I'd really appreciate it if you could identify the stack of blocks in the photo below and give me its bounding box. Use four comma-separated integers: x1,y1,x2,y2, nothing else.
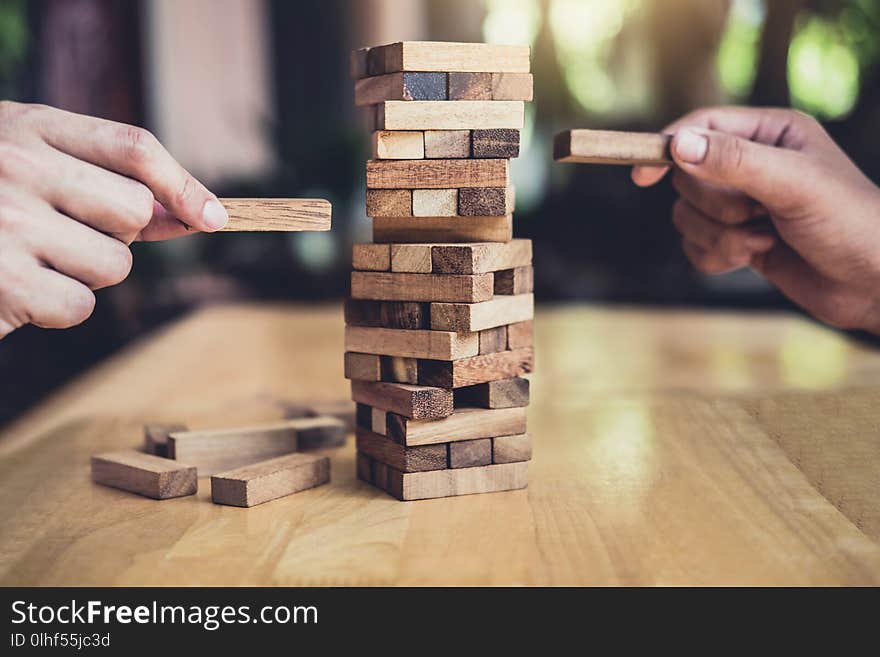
347,41,534,501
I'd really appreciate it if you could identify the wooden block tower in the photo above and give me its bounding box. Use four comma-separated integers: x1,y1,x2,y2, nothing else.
347,41,534,500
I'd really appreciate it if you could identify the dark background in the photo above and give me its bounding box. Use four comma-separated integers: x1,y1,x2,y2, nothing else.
1,0,879,427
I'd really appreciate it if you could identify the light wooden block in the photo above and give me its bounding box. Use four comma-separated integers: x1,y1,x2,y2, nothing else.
371,130,425,160
507,320,534,349
143,423,187,458
553,129,672,165
373,216,513,244
390,244,433,273
493,433,532,464
372,460,528,501
366,189,412,217
387,406,527,446
449,438,492,468
219,198,331,232
424,130,471,159
352,243,391,271
345,352,382,381
458,187,513,216
471,129,520,158
344,299,429,329
418,347,534,388
412,189,458,217
431,293,533,332
345,325,479,360
431,239,532,274
350,380,453,420
356,428,447,472
91,450,197,500
377,100,524,131
479,326,508,354
456,377,530,409
491,73,533,101
371,407,387,435
494,266,534,295
210,453,330,507
366,158,508,189
381,356,419,384
355,72,446,106
448,72,492,100
351,271,494,303
365,41,531,75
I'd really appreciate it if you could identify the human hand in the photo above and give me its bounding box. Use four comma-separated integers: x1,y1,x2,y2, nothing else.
0,101,228,338
633,106,880,333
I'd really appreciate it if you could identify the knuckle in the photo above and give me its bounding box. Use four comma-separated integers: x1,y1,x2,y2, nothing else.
0,142,35,180
120,125,158,167
172,173,198,210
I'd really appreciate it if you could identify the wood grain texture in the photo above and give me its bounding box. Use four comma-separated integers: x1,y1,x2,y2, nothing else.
448,72,492,100
352,243,391,271
143,423,187,458
91,450,197,500
471,129,520,158
381,356,419,385
418,347,534,388
373,215,513,244
356,428,447,473
491,73,533,101
344,299,429,329
431,293,534,332
387,406,527,447
424,130,471,159
431,240,532,274
449,438,492,468
492,433,532,464
479,326,508,354
219,198,331,232
553,129,672,165
371,131,425,159
355,72,447,105
366,189,412,217
211,453,330,507
350,380,453,420
390,244,432,272
456,378,530,409
458,187,513,216
351,271,494,303
365,42,531,75
372,460,528,501
344,352,382,382
371,407,387,435
345,325,479,361
366,159,509,189
495,266,534,295
377,101,524,131
412,189,458,216
507,320,534,349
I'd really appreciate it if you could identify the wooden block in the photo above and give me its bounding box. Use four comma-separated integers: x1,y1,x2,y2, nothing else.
303,401,355,436
471,129,520,158
418,347,534,388
356,428,447,473
412,189,458,217
377,101,524,131
356,403,373,430
168,418,338,476
431,239,531,274
210,453,330,507
219,198,331,232
350,47,370,79
355,72,446,106
381,356,419,384
491,72,533,101
296,416,346,450
345,326,479,360
366,159,508,189
365,41,530,75
479,326,508,354
351,271,494,303
494,266,533,295
390,244,433,273
455,377,530,409
371,130,425,160
373,216,513,244
493,433,532,464
553,129,672,165
350,380,453,420
371,407,387,435
366,189,412,217
143,423,187,458
448,72,492,100
91,450,197,500
507,320,534,349
387,406,527,446
449,438,492,468
458,187,513,216
372,460,528,501
345,352,382,381
356,451,373,483
352,243,391,271
424,130,471,159
344,299,429,329
431,293,533,332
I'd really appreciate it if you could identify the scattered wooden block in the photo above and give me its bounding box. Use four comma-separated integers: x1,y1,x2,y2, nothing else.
372,460,528,501
431,239,531,274
390,244,432,272
418,347,534,388
344,299,429,329
377,100,524,131
387,406,527,446
366,189,412,217
364,42,531,75
345,326,479,360
507,320,534,349
553,129,672,165
210,453,330,507
352,243,391,271
345,352,382,382
471,129,520,158
412,189,458,216
355,72,447,106
366,158,509,189
448,72,492,100
458,187,513,216
351,380,453,420
456,377,530,409
356,428,447,472
449,438,492,468
356,451,373,483
219,198,331,232
381,355,419,385
302,401,355,437
492,433,532,464
491,72,533,101
371,130,425,160
423,130,471,159
371,407,387,435
143,423,187,458
351,271,494,303
373,215,513,244
494,266,533,295
479,326,508,354
91,450,197,500
431,293,533,332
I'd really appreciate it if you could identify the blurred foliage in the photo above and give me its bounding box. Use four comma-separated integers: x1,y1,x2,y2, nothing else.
0,0,27,99
717,0,764,99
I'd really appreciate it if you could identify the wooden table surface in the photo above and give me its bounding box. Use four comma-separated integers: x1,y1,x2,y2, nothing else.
2,303,880,586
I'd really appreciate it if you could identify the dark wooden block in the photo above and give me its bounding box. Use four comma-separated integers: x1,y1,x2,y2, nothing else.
356,403,373,430
356,428,448,473
351,380,453,419
448,72,492,100
143,423,187,458
449,438,492,468
455,377,530,409
479,326,508,354
344,299,429,330
472,129,520,158
458,187,510,217
418,348,534,389
356,452,374,483
403,72,447,100
494,266,534,295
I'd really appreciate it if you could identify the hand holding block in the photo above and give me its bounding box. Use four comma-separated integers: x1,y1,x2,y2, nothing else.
211,453,330,507
553,129,672,165
218,198,331,231
91,450,197,500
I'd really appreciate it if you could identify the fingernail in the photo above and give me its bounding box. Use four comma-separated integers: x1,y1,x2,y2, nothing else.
675,129,708,164
202,199,228,230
